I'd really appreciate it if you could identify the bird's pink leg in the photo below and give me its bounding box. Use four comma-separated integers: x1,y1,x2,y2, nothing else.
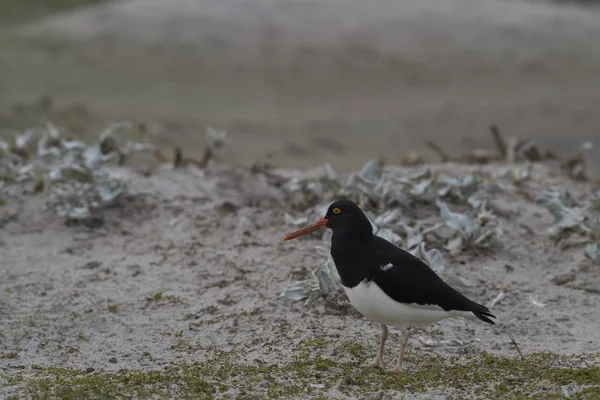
361,324,388,369
388,330,409,373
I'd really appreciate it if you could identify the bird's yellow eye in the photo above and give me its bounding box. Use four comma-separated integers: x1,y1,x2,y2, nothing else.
332,207,341,214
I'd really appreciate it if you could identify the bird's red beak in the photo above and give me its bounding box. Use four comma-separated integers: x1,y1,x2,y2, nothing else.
282,217,329,241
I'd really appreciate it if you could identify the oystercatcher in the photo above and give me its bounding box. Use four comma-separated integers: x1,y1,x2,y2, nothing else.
283,199,496,372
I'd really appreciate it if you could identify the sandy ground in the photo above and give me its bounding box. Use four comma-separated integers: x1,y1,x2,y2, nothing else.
1,0,600,398
1,0,600,174
1,159,599,398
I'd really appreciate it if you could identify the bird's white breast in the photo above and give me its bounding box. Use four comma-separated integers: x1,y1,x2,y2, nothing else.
343,280,472,330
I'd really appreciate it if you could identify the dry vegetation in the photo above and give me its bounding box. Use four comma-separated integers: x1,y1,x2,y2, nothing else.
1,119,600,399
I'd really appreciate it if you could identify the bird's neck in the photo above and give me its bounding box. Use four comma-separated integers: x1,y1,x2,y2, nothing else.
331,229,372,250
330,230,373,263
330,232,373,287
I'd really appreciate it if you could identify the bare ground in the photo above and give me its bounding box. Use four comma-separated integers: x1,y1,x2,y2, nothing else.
1,161,599,398
2,0,600,398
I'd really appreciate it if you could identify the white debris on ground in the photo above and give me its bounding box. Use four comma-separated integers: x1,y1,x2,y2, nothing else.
1,121,600,399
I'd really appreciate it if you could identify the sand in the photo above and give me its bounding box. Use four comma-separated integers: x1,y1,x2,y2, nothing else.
1,0,600,397
1,160,599,398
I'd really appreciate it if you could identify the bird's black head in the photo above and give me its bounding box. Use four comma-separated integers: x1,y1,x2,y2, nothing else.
324,200,373,239
283,199,373,241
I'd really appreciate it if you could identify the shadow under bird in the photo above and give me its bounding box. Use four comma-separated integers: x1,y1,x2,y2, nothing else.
283,199,496,372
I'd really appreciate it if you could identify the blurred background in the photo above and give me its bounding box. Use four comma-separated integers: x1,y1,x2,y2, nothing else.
1,0,599,173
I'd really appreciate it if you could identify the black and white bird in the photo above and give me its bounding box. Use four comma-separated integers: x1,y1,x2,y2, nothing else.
283,199,496,372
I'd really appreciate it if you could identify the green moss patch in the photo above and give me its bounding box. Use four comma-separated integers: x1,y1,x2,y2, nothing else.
2,341,599,399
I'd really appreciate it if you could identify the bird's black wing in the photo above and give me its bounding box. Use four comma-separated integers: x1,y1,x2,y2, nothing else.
366,236,495,324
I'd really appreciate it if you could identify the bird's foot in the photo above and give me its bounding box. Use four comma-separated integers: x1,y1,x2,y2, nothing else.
386,366,403,374
360,360,384,369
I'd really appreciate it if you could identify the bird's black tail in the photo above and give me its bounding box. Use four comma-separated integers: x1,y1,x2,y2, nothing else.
471,303,496,325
